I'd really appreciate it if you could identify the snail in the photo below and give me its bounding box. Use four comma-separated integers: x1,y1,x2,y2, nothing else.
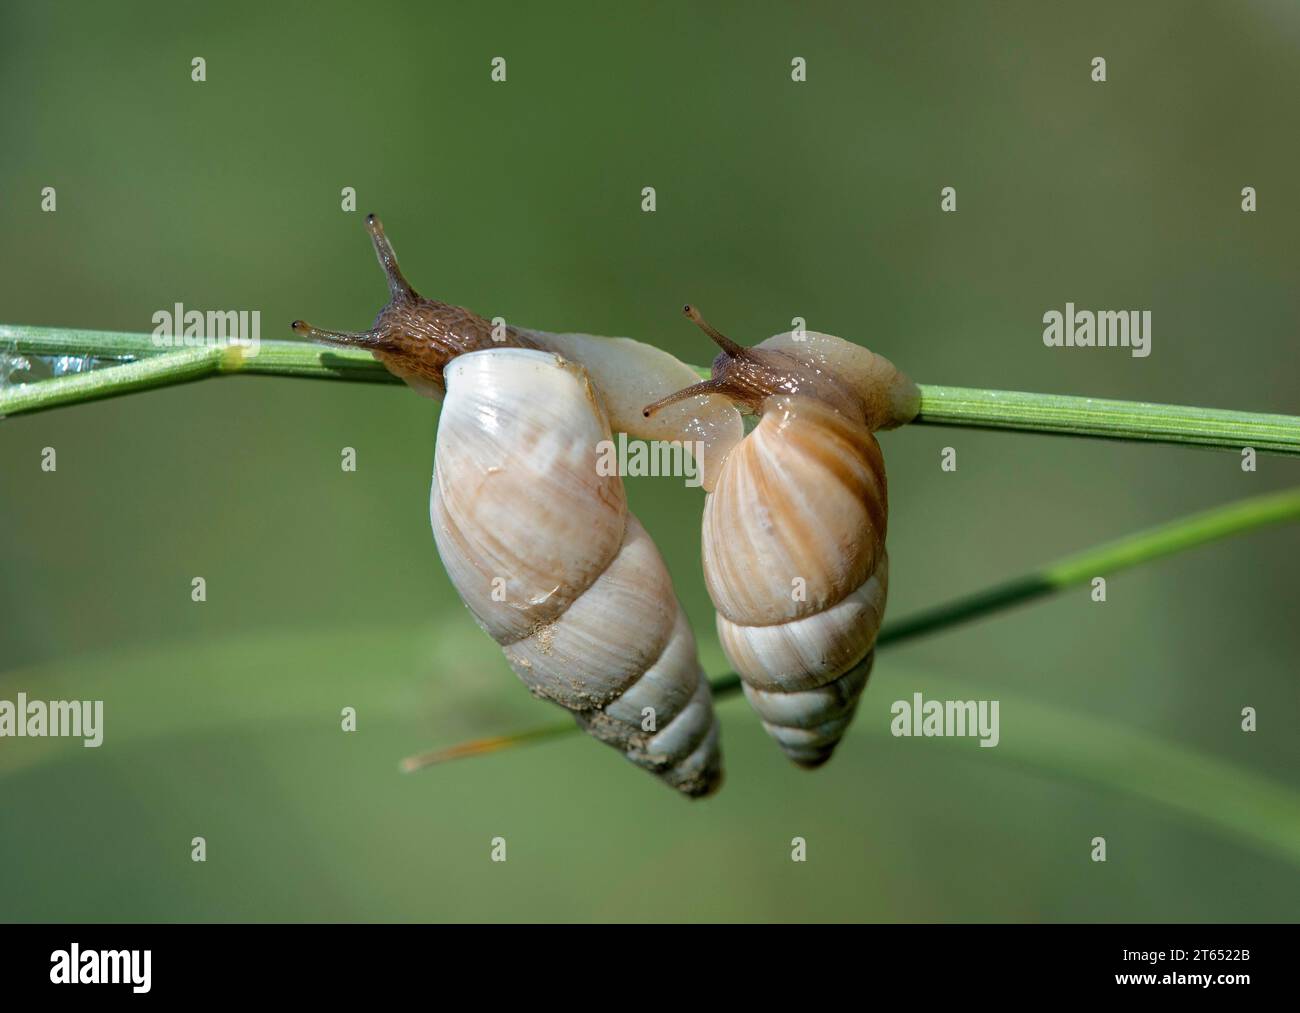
292,215,735,796
644,306,919,768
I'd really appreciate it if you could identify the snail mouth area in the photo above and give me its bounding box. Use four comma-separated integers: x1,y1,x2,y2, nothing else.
373,348,446,395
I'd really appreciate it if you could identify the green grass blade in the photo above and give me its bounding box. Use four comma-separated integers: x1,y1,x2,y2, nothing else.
4,325,1299,457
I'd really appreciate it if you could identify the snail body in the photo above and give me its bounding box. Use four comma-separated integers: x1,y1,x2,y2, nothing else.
293,216,740,486
294,216,725,796
646,308,919,767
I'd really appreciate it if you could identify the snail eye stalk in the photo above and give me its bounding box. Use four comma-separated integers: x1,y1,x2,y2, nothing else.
682,304,748,358
364,213,416,302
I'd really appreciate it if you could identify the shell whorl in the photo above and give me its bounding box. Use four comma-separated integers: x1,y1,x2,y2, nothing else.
430,347,723,797
703,394,889,766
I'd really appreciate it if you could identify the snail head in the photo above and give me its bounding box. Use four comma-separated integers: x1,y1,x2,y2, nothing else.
291,214,538,392
643,305,859,420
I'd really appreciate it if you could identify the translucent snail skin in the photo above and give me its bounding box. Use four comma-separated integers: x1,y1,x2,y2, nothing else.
646,306,920,768
293,216,725,796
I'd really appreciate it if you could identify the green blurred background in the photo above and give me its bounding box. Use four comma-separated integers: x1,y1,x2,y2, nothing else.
2,0,1297,922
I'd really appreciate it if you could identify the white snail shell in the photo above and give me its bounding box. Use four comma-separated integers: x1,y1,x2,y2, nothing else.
430,347,724,797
